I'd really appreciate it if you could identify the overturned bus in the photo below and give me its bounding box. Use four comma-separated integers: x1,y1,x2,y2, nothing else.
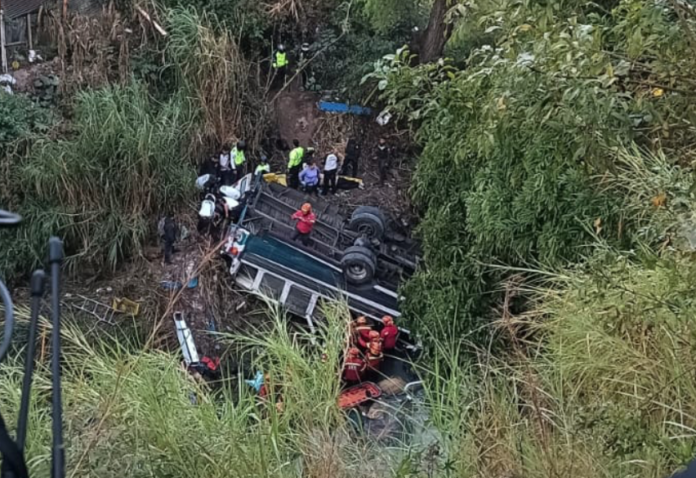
221,173,421,333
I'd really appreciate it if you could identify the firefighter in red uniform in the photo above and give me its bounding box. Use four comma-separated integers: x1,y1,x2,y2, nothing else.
342,347,367,383
366,330,384,371
353,316,373,349
380,315,399,351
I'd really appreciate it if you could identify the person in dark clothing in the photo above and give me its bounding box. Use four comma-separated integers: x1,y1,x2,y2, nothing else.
211,198,230,240
199,155,218,177
376,137,391,186
341,137,361,177
162,216,179,264
303,147,316,167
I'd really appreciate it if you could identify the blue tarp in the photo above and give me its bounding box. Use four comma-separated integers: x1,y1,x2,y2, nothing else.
318,101,373,116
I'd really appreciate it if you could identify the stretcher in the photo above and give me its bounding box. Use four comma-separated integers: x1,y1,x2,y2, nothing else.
338,382,382,409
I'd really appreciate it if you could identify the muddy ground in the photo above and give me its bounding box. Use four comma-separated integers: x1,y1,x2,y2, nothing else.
271,90,418,225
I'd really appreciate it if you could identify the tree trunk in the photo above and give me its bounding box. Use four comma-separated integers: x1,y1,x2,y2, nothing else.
419,0,453,64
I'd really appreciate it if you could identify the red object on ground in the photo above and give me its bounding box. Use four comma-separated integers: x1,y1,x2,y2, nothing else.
380,324,399,350
259,384,268,398
200,356,220,371
291,210,316,234
343,354,367,382
338,382,382,409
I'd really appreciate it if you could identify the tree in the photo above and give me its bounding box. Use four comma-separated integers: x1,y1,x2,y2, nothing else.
418,0,454,63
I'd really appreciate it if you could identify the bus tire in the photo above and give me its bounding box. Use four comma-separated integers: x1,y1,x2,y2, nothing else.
341,246,377,285
349,210,385,240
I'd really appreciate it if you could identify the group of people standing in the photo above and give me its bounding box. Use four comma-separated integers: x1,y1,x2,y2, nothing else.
343,315,399,383
286,139,343,195
212,141,248,186
285,135,394,194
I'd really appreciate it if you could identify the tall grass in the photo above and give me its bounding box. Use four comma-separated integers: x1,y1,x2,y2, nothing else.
0,302,399,478
4,263,696,478
165,7,267,149
2,81,195,277
1,7,269,281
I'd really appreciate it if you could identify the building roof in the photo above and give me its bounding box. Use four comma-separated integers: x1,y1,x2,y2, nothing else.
3,0,50,20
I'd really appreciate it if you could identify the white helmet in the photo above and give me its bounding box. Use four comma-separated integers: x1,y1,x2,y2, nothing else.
219,186,241,200
195,174,211,190
223,197,239,209
199,196,215,218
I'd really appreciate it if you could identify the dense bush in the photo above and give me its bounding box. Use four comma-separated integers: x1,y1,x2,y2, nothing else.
0,93,52,154
367,0,696,347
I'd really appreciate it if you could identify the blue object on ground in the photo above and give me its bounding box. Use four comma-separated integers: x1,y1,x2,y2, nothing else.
244,371,264,393
318,101,372,116
187,277,199,289
160,280,183,291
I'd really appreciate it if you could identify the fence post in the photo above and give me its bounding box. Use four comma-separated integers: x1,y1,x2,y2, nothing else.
27,13,33,51
0,3,7,73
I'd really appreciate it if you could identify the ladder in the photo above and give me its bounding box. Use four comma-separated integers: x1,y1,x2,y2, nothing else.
66,295,116,325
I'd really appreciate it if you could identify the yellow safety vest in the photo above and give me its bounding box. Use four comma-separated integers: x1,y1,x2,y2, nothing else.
288,147,304,168
274,51,288,68
255,163,270,175
234,149,246,166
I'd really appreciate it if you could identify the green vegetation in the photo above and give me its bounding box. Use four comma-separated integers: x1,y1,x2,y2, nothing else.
1,82,195,278
367,0,696,345
4,0,696,477
0,305,390,478
0,7,259,280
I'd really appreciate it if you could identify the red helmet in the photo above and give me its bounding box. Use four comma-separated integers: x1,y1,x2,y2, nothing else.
348,347,360,357
369,330,380,339
383,315,394,325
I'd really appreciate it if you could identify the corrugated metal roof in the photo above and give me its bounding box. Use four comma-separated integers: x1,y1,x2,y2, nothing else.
3,0,51,20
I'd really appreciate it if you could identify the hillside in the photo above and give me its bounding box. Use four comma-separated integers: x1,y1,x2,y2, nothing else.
2,0,696,477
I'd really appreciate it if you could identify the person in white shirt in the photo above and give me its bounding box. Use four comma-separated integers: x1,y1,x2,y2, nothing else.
219,145,232,185
322,152,340,194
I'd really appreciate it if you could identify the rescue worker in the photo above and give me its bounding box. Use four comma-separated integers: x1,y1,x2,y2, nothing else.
299,160,320,195
380,315,399,351
272,44,288,86
291,202,316,246
231,140,247,183
322,153,339,195
287,139,304,189
366,330,384,371
160,215,178,265
219,145,232,185
255,154,270,176
354,316,373,349
342,347,367,383
341,137,361,177
376,137,391,186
